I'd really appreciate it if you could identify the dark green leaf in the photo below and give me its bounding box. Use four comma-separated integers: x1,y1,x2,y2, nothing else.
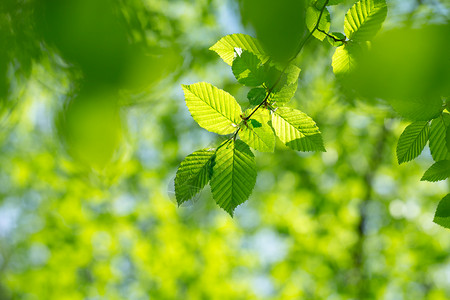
421,160,450,182
247,88,267,106
232,51,264,86
434,194,450,229
175,149,215,205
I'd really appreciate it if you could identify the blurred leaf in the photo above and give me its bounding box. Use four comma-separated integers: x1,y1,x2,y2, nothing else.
239,0,306,62
344,0,387,42
331,43,361,76
240,109,275,152
182,82,242,135
232,51,265,86
430,114,450,162
314,0,345,7
210,140,257,216
396,121,429,164
306,5,331,41
388,98,442,122
434,194,450,229
175,149,215,205
209,34,268,66
349,25,450,102
421,160,450,182
272,107,325,152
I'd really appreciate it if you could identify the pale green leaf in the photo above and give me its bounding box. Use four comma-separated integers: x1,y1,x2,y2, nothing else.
232,51,264,86
175,149,215,205
240,109,275,152
430,113,450,162
344,0,387,42
272,107,325,152
247,88,266,106
266,63,300,105
421,160,450,182
396,121,429,164
210,140,257,216
182,82,242,135
327,32,346,47
306,5,331,41
332,43,360,76
209,34,269,66
434,194,450,229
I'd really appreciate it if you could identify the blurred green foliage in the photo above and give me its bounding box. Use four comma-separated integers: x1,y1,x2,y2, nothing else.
0,0,449,299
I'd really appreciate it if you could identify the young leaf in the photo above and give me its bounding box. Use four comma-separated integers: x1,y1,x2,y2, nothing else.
306,5,331,41
240,109,275,152
344,0,387,42
182,82,242,135
268,84,298,106
232,51,264,86
175,149,215,205
396,121,429,164
272,107,325,152
430,114,450,162
247,88,266,106
327,32,346,47
209,34,269,66
210,140,257,216
332,42,364,76
434,194,450,229
265,63,300,105
421,160,450,182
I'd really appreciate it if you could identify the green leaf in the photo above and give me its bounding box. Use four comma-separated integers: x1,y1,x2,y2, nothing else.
421,160,450,182
247,88,266,106
209,34,269,66
434,194,450,229
210,140,257,216
271,107,325,152
344,0,387,42
175,149,215,205
314,0,345,7
331,42,364,76
388,98,443,121
266,63,300,105
396,121,429,164
327,32,346,47
182,82,242,135
306,5,331,41
240,109,275,152
430,114,450,162
232,51,264,86
446,124,450,153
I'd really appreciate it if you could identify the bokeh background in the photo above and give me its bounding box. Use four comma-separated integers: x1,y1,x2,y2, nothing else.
0,0,449,299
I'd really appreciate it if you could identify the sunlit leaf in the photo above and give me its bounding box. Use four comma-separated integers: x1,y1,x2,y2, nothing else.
272,107,325,152
175,149,215,205
396,121,429,164
306,5,331,41
327,32,346,47
182,82,242,135
240,109,275,152
344,0,387,42
421,160,450,182
210,140,257,216
209,34,268,66
388,98,443,121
